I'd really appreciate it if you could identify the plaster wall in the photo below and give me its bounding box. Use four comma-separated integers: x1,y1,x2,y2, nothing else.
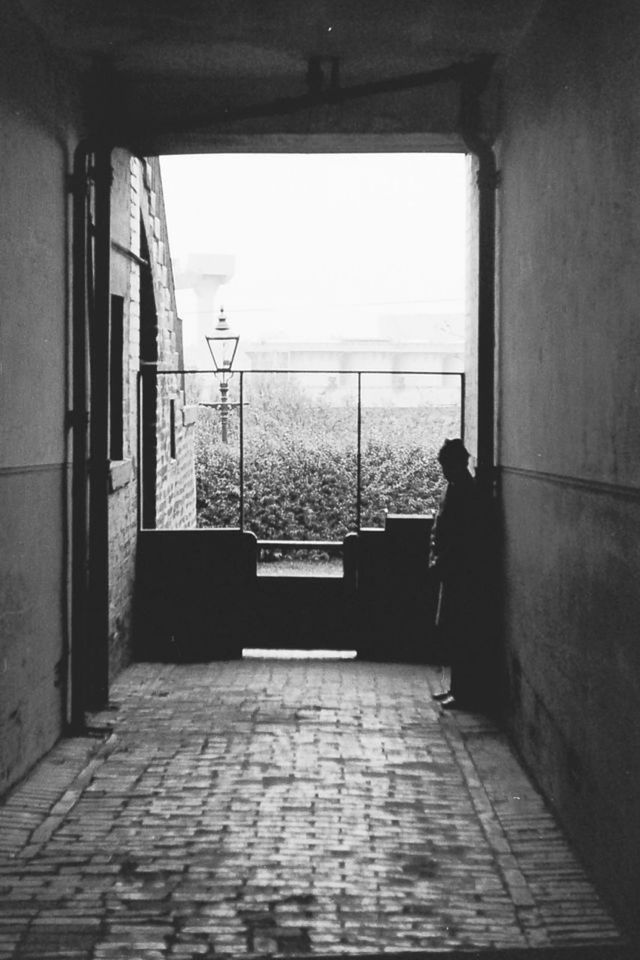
0,6,81,791
497,0,640,932
0,9,196,789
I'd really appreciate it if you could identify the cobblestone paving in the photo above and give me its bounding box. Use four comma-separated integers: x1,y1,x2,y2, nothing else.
0,660,627,959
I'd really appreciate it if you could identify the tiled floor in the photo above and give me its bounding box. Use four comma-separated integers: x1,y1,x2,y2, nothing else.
0,660,628,958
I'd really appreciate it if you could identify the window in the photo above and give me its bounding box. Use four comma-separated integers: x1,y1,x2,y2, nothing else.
109,295,124,461
169,398,177,460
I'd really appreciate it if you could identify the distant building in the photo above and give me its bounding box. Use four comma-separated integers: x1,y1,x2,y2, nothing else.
175,253,236,368
174,260,465,407
241,314,464,406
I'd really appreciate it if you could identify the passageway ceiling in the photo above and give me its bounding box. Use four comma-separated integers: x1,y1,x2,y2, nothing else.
20,0,541,152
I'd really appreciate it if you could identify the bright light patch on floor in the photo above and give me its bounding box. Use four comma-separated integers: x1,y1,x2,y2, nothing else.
243,649,357,660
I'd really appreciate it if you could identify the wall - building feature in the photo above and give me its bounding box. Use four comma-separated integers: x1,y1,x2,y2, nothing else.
242,332,463,407
497,0,640,933
0,6,81,793
0,7,195,791
108,153,196,677
2,0,640,940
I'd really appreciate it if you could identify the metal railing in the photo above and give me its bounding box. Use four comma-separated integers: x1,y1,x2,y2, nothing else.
139,367,465,537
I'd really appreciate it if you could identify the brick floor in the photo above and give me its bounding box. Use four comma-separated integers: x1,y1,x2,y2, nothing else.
0,659,629,959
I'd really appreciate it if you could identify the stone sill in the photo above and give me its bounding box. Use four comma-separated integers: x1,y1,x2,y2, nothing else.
109,459,133,492
182,405,199,426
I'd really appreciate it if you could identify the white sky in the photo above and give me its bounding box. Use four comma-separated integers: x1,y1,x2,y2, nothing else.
160,153,468,340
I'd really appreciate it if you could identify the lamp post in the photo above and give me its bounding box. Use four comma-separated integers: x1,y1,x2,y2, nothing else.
205,307,240,443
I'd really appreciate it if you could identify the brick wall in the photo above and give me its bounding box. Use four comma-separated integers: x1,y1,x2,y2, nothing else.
141,158,197,531
108,154,196,678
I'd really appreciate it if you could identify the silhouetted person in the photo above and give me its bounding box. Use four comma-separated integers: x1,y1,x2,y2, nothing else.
429,439,486,710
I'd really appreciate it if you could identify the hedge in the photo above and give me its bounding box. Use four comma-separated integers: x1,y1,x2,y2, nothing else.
195,389,453,537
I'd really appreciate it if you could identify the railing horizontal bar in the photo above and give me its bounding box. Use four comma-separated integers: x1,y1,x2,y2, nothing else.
242,369,462,376
146,367,464,377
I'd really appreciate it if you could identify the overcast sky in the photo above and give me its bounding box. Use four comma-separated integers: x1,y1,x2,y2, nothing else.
160,153,468,340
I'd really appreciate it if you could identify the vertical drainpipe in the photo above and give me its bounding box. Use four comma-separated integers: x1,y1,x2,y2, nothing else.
86,141,112,710
70,58,118,719
458,57,498,498
70,139,112,719
458,60,506,710
69,142,91,730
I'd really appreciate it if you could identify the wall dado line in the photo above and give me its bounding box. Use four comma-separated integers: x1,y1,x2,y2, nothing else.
0,462,69,476
499,464,640,502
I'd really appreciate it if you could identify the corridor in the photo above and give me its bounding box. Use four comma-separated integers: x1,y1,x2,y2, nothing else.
0,660,628,959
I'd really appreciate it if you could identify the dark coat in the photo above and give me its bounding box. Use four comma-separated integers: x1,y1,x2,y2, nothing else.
430,471,487,705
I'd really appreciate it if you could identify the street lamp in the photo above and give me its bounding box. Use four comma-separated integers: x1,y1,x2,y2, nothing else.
205,307,240,443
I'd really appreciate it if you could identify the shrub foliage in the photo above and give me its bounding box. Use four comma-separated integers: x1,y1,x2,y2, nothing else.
196,375,457,537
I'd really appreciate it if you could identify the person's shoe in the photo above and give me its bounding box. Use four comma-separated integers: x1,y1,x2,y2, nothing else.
440,695,459,709
432,690,452,701
441,696,485,712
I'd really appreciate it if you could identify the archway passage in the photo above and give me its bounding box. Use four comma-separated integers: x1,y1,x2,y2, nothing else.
4,0,640,942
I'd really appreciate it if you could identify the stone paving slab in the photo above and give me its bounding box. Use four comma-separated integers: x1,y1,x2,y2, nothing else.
0,659,628,959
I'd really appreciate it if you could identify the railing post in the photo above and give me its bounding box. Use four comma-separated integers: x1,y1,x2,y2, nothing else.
357,372,362,532
137,370,142,531
240,372,244,531
141,367,465,539
219,380,229,444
